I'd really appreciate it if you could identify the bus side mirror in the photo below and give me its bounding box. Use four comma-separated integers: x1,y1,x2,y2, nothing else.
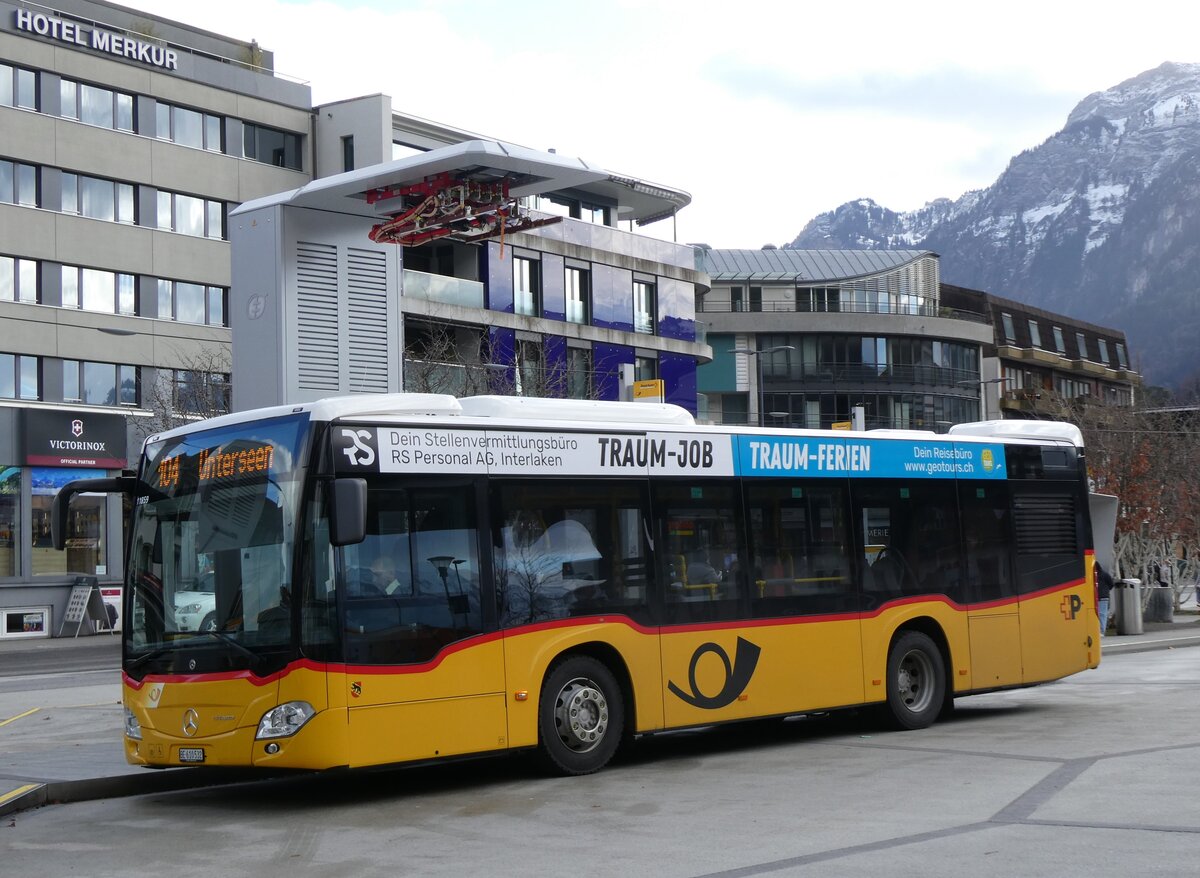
52,476,137,550
329,478,367,547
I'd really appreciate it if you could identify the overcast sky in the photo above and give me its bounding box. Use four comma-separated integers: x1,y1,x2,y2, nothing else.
134,0,1200,248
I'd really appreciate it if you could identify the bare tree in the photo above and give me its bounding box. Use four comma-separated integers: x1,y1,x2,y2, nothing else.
403,321,609,401
136,347,232,438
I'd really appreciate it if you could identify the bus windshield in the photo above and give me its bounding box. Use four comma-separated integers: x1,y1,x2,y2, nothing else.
127,413,310,660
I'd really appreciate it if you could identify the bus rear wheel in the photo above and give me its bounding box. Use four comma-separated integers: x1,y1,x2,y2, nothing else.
537,656,624,776
883,630,945,731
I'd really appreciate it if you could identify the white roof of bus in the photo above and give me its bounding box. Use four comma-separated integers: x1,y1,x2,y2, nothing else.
144,394,1082,448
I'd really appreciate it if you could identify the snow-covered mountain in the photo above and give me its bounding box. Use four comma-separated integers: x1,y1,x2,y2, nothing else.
788,62,1200,391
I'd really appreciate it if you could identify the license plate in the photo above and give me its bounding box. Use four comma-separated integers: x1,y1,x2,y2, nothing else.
178,747,205,763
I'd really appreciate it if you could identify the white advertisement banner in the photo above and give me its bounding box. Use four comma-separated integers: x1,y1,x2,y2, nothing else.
367,428,736,477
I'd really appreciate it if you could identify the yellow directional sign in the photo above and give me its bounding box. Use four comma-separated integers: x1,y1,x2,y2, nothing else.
831,421,852,431
633,379,665,401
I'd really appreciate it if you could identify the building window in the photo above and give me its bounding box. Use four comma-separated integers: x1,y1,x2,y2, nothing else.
1001,313,1016,343
514,257,540,316
0,353,39,400
1097,339,1110,364
731,286,744,312
243,122,302,170
60,79,134,132
61,266,136,315
634,280,656,334
0,465,18,577
173,371,230,415
1028,320,1043,349
61,173,135,223
31,467,107,577
0,159,38,206
156,279,227,325
0,63,37,109
155,101,222,151
62,360,138,406
157,191,224,239
514,339,543,397
1075,332,1088,360
567,348,591,400
635,356,657,382
0,256,38,303
797,287,840,313
1052,326,1066,353
341,135,354,172
565,266,589,324
531,194,609,225
1116,343,1128,370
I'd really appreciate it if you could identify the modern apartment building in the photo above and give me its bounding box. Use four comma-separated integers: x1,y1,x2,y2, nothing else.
940,284,1140,415
697,248,995,430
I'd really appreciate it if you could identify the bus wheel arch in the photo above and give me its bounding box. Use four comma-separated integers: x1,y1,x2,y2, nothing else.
881,620,950,731
535,645,631,776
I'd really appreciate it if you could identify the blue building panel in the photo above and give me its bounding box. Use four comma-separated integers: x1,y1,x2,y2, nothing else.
594,342,634,401
658,276,696,342
592,264,633,331
660,352,698,414
541,253,565,321
697,334,738,392
484,242,514,313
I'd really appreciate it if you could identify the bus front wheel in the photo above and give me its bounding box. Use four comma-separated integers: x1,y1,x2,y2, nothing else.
883,630,945,731
537,656,624,776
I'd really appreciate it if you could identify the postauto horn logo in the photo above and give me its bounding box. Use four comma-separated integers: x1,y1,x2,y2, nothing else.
668,637,762,709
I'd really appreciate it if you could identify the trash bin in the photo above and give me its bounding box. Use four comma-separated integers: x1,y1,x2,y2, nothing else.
1144,585,1175,623
1116,578,1143,635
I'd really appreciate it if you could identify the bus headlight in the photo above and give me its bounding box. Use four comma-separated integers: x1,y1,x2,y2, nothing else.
256,701,315,739
124,707,142,740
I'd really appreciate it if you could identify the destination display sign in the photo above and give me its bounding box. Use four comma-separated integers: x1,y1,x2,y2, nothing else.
333,426,1007,480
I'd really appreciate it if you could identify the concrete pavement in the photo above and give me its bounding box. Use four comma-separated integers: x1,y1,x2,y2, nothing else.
3,614,1199,817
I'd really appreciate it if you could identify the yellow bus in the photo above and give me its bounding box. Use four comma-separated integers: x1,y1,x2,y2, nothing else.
54,394,1100,775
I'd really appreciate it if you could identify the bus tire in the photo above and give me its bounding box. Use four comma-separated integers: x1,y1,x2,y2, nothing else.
882,630,945,731
537,655,624,776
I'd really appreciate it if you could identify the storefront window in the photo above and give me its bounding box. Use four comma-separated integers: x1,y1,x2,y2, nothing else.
31,467,107,576
0,466,18,577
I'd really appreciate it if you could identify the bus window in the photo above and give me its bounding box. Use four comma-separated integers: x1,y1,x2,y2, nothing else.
494,481,652,627
958,482,1014,604
744,480,854,617
651,481,746,624
851,481,963,608
339,482,482,665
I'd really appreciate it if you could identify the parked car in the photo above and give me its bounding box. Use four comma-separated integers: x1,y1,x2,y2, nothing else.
173,590,216,632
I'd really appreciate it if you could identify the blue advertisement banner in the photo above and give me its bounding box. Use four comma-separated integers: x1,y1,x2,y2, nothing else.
733,435,1005,480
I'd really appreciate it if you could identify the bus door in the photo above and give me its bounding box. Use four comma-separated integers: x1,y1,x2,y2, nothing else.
1011,478,1090,682
741,479,864,718
338,479,506,766
959,481,1023,689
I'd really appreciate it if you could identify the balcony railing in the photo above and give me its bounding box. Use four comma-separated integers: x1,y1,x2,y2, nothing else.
762,361,979,389
699,301,991,324
403,269,485,309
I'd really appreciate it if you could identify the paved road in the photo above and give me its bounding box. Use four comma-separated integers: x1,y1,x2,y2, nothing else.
4,644,1199,877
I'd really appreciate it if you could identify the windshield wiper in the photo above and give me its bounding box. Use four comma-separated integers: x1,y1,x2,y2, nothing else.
194,630,265,670
126,646,172,671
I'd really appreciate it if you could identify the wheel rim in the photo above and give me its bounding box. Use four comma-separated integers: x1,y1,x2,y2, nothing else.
553,676,609,754
896,649,935,714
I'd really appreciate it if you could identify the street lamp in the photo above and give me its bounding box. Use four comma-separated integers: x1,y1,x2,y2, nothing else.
731,345,795,427
956,377,1010,421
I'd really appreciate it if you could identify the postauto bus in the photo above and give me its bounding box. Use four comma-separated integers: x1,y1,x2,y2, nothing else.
54,394,1101,775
